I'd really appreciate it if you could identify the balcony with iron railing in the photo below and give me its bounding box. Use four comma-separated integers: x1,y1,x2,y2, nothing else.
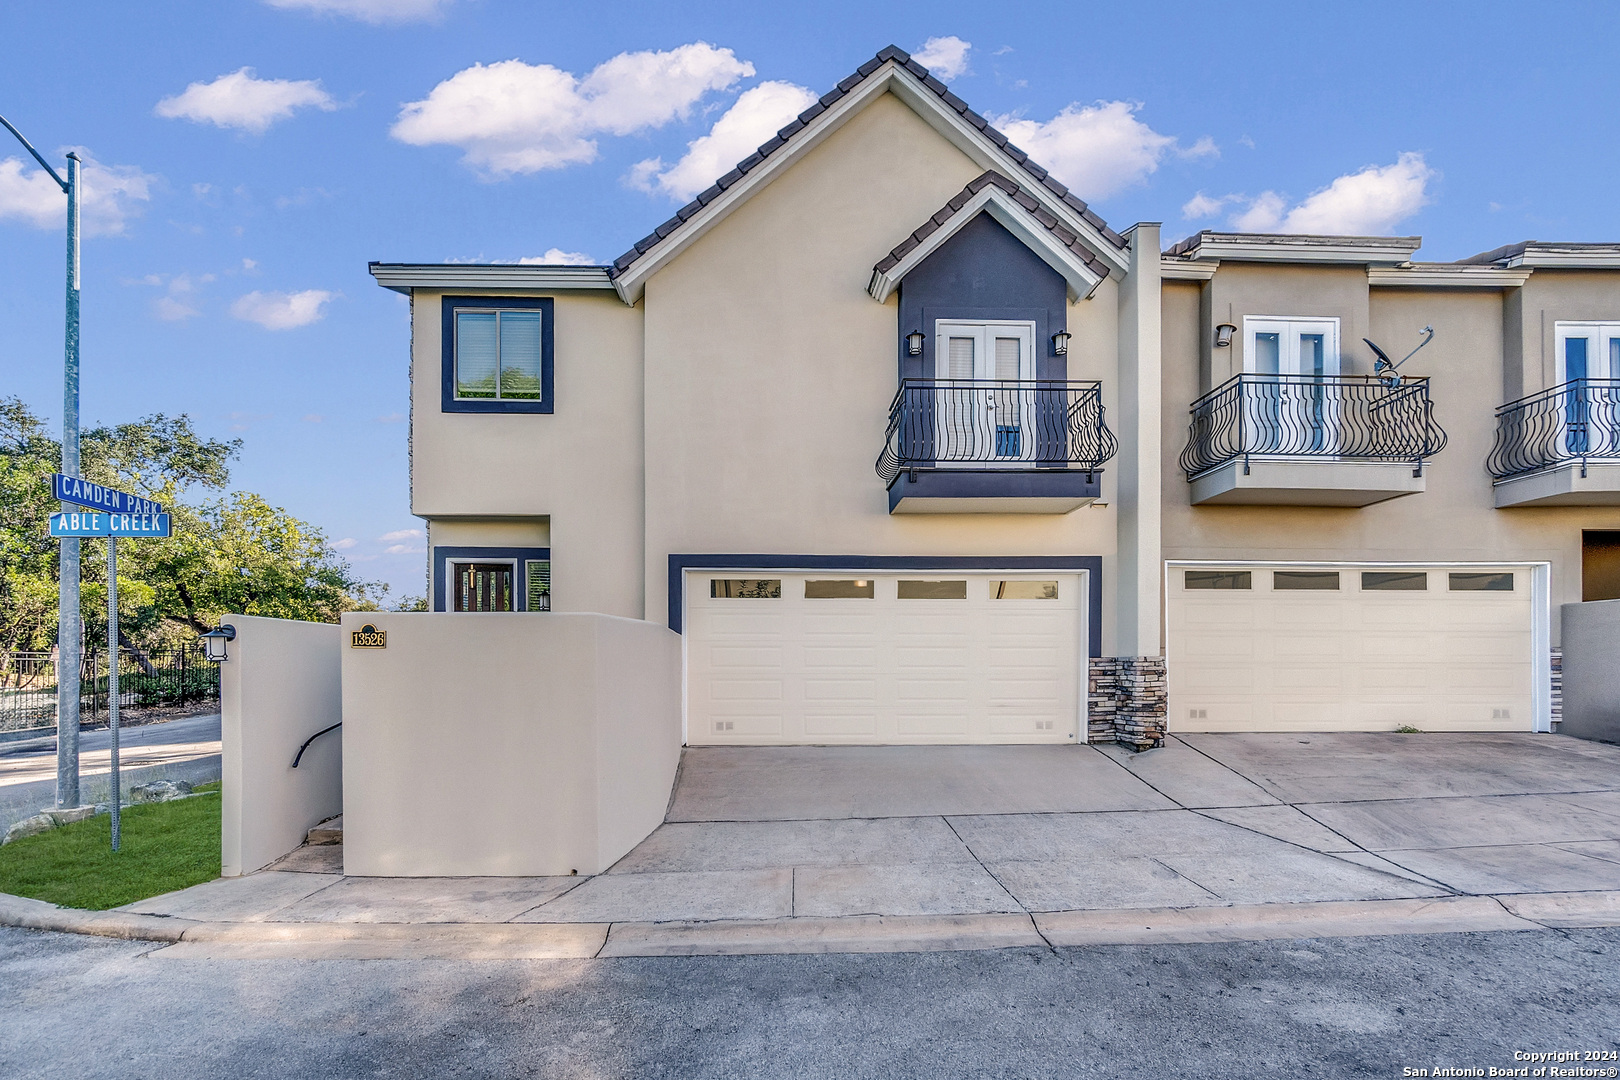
1488,379,1620,506
1179,373,1448,506
876,379,1118,513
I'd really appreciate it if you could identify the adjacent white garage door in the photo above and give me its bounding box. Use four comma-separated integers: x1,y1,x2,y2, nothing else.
1168,564,1537,733
686,571,1085,745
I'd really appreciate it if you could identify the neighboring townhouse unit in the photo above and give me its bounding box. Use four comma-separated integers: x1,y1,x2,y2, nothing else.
370,45,1620,748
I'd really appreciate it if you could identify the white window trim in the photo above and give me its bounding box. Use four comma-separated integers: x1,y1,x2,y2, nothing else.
1554,321,1620,384
1242,315,1341,376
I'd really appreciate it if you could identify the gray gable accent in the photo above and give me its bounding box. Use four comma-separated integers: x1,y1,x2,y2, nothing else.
875,171,1113,284
609,45,1128,281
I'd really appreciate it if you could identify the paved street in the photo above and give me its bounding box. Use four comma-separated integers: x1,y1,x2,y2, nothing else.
1,924,1616,1079
0,713,221,831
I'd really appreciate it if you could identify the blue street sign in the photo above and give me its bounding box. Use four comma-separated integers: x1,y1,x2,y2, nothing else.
50,473,163,516
49,511,171,538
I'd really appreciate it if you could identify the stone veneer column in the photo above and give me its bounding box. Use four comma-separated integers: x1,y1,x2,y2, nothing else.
1087,656,1168,751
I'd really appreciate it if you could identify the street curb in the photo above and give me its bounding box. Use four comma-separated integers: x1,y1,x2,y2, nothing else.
4,890,1619,958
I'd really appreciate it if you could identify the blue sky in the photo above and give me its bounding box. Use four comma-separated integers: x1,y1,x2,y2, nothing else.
2,1,1618,600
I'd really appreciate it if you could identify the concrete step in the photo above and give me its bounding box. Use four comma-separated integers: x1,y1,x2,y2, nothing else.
306,816,343,845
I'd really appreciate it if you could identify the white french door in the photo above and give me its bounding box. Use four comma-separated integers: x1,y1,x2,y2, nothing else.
1555,322,1620,457
935,321,1036,463
1243,317,1341,454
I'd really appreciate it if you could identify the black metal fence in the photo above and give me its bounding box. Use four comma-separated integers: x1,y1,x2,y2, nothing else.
1179,373,1448,478
0,645,218,733
1487,379,1620,480
877,379,1118,485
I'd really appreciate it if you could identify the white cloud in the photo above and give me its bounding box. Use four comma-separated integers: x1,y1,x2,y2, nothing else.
991,101,1187,201
913,36,972,81
1179,136,1219,161
0,149,156,237
1181,191,1239,220
263,0,453,23
150,272,214,321
378,528,423,542
230,289,334,329
1229,153,1435,234
518,248,595,265
155,69,337,134
392,43,754,177
330,537,357,550
630,80,817,202
383,542,425,555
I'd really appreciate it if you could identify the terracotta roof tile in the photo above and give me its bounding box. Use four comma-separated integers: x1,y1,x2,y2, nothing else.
607,46,1128,280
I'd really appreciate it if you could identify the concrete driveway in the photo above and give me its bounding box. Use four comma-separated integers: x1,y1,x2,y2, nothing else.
101,731,1620,957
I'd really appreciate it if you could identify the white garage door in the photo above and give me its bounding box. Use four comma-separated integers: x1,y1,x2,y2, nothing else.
686,571,1085,745
1168,564,1536,733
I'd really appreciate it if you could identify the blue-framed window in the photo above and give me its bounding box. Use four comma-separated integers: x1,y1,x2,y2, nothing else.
441,297,554,413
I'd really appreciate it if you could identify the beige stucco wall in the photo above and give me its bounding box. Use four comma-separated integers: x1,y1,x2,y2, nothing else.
411,291,645,619
1201,263,1374,390
220,615,343,877
1161,271,1620,636
639,89,1122,633
340,611,680,876
1504,270,1620,400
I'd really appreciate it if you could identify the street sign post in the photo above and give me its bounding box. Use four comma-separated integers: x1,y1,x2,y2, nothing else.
47,479,169,852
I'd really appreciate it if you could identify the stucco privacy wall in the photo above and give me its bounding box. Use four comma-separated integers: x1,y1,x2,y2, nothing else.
340,612,681,876
1161,275,1620,632
1560,599,1620,744
220,615,342,877
412,290,645,620
640,89,1123,633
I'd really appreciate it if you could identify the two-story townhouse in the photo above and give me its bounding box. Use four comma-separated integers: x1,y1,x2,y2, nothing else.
370,45,1620,748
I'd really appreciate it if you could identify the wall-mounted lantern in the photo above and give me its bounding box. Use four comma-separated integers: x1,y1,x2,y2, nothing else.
200,623,236,663
1214,323,1237,348
1051,330,1071,355
905,330,925,356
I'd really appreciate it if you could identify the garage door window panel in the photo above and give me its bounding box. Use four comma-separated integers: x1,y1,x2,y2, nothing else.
1185,570,1252,590
710,579,782,598
1361,571,1428,591
1274,571,1340,590
992,580,1059,599
805,579,876,598
1449,572,1513,591
898,580,968,599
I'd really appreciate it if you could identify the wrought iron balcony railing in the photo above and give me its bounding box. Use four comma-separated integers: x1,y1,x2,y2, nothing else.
1488,378,1620,480
1178,373,1448,478
876,379,1118,485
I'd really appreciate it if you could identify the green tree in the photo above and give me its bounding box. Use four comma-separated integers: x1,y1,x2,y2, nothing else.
0,397,389,660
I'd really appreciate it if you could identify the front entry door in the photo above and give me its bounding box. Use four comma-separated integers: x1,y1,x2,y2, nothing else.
934,321,1036,463
454,563,515,611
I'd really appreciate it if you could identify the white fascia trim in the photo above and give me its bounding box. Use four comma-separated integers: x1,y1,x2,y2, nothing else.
611,63,1129,304
1179,236,1421,265
867,186,1105,303
1160,256,1218,281
1499,248,1620,269
369,264,615,295
1368,265,1533,288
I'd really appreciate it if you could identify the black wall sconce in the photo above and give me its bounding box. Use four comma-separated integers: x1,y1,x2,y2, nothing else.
200,624,236,662
906,330,925,356
1214,323,1237,348
1051,330,1071,355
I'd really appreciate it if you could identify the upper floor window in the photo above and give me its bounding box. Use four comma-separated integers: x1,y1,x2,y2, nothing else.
1556,322,1620,384
440,296,553,414
1243,316,1340,377
935,320,1035,381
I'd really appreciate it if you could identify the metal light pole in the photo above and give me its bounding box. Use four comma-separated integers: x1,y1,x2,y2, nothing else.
0,114,82,809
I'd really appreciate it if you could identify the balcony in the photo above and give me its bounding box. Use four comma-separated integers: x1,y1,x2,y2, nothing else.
1179,374,1448,506
1488,379,1620,507
877,380,1118,513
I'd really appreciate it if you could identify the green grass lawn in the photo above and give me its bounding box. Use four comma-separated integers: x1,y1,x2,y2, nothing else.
0,782,221,910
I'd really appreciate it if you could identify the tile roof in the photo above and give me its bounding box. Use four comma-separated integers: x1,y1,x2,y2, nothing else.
608,45,1128,280
874,170,1113,282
